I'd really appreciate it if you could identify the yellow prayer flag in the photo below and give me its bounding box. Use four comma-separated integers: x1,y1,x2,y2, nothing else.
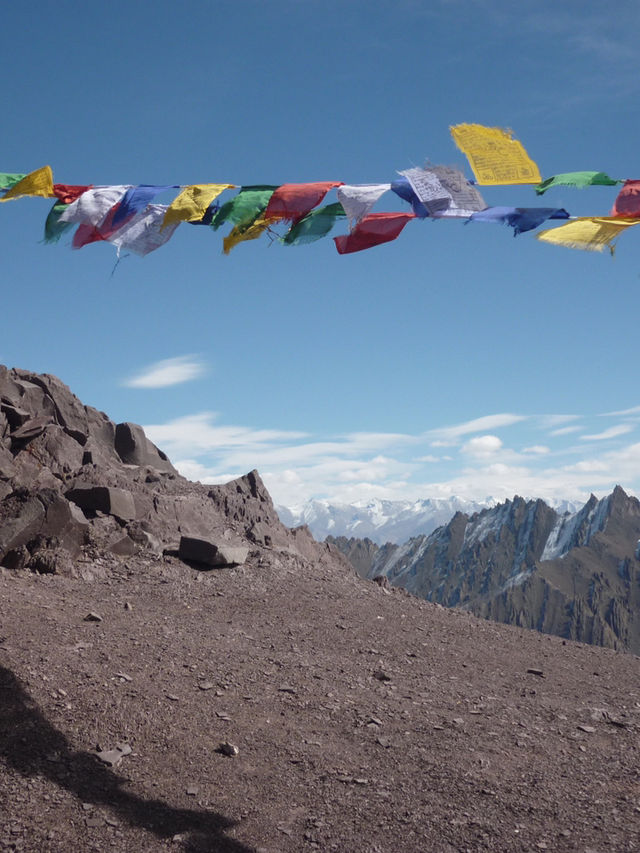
0,165,54,201
222,217,274,255
450,124,542,185
536,217,640,255
162,183,234,228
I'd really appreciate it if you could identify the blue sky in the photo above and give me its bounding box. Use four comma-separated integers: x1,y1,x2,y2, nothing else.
3,0,640,507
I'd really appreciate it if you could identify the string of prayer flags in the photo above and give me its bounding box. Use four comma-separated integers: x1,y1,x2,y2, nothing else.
0,173,27,191
0,166,54,202
162,183,234,228
211,186,278,230
536,217,640,254
450,124,542,185
535,171,619,196
264,181,343,222
333,212,415,254
58,185,131,227
610,180,640,218
53,184,92,205
282,202,346,246
3,121,640,261
223,217,274,255
337,184,390,228
469,206,569,236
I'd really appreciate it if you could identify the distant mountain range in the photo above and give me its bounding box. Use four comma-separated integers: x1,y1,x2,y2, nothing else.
326,487,640,653
277,495,582,545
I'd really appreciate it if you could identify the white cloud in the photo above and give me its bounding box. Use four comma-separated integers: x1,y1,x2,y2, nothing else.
580,424,634,441
143,407,640,508
461,435,503,457
124,356,207,389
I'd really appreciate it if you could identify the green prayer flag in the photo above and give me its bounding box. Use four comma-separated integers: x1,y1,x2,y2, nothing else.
282,202,346,246
44,201,74,244
210,185,278,230
535,171,619,196
0,172,27,191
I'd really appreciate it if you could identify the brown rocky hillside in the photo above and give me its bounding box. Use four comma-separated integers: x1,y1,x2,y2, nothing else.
1,366,640,852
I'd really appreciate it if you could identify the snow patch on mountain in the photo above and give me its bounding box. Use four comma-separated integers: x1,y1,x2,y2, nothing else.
541,495,611,561
277,496,495,545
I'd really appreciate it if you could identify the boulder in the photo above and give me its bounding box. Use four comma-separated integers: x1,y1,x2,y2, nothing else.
65,484,136,521
178,536,249,568
0,489,89,563
114,422,177,474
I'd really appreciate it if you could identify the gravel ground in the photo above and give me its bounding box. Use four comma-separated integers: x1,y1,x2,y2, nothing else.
1,547,640,853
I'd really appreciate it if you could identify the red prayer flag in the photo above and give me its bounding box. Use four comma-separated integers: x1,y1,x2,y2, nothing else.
53,184,92,205
611,180,640,218
72,202,135,249
333,212,415,254
264,181,343,222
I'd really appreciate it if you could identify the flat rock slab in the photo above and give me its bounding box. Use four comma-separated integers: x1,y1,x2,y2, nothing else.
178,536,248,568
65,485,136,521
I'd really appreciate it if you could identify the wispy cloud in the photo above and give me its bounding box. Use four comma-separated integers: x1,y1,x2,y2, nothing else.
580,424,634,441
124,356,207,389
427,413,526,443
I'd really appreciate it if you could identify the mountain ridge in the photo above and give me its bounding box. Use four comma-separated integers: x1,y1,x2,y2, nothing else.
329,487,640,653
278,494,584,545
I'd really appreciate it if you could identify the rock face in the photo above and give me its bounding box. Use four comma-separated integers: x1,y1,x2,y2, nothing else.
0,365,343,576
334,489,640,653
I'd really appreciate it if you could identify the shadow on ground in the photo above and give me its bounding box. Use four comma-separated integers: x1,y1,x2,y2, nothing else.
0,664,254,852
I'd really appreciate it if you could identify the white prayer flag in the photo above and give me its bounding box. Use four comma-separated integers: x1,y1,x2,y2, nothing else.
58,185,131,226
110,205,179,256
337,183,390,228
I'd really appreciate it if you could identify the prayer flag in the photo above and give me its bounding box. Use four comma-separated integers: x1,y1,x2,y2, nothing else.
535,171,619,195
337,184,390,228
264,181,342,222
162,183,233,229
71,201,133,249
333,212,414,254
110,205,180,256
610,180,640,218
450,124,541,185
223,217,275,254
211,186,278,230
282,203,346,246
111,185,175,228
400,168,451,215
469,206,569,235
427,166,486,217
44,202,74,244
53,184,92,204
0,173,26,191
390,177,429,218
536,217,640,254
0,165,54,201
58,185,130,226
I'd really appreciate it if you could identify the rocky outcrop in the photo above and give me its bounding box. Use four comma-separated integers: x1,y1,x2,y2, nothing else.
0,365,345,577
326,535,381,578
